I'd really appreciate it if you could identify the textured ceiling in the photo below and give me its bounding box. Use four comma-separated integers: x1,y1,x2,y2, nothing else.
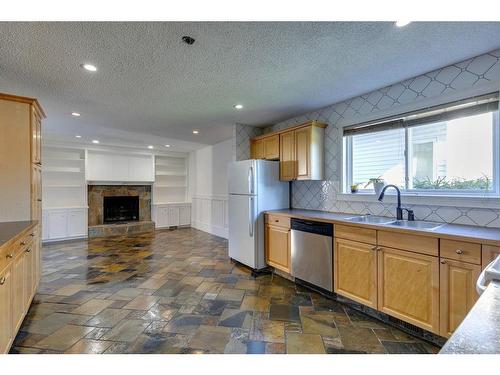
1,22,500,151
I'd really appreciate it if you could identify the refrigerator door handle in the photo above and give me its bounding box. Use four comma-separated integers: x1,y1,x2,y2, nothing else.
248,166,254,195
248,197,254,237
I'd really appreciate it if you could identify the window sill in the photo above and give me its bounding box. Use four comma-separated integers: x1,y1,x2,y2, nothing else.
337,192,500,209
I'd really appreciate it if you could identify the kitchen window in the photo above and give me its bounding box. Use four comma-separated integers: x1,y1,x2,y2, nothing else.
343,92,500,196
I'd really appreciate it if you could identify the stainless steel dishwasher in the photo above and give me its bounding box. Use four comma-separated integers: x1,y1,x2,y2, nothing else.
291,218,333,291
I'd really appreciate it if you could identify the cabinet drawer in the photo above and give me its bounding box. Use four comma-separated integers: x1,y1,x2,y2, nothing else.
378,230,438,256
266,214,290,229
440,239,481,265
335,224,376,245
482,245,500,269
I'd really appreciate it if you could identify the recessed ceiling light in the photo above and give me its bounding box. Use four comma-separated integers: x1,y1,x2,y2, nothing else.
165,144,171,147
395,21,411,27
233,104,244,109
192,130,199,134
82,63,97,72
92,140,99,144
75,135,82,138
148,145,154,149
71,112,81,117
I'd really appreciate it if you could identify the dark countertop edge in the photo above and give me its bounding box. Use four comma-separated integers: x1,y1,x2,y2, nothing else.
439,281,500,354
265,209,500,246
0,220,39,248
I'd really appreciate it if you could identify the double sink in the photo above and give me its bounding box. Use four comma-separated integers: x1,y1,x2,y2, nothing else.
345,215,444,230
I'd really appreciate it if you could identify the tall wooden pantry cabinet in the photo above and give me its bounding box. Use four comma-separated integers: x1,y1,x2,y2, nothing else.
0,92,45,353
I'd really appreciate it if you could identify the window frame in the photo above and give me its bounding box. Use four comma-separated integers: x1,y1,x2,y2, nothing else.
343,110,500,197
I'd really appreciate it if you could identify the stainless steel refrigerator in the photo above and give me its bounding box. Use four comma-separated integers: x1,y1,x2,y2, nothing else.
228,159,289,271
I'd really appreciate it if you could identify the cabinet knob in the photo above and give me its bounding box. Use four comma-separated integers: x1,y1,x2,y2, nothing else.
0,277,5,285
20,241,26,246
30,233,35,237
440,259,447,264
6,254,13,259
371,246,378,251
26,248,32,253
275,219,279,223
456,249,464,255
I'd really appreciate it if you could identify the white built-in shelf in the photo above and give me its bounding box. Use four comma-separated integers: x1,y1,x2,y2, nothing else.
43,167,84,173
42,145,87,209
153,155,188,204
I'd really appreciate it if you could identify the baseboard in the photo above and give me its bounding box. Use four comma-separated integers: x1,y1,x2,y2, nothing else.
191,220,228,239
42,235,87,244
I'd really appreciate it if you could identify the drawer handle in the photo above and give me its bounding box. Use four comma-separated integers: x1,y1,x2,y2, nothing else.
275,219,279,223
26,248,32,253
20,241,26,246
456,249,464,255
441,259,447,264
0,277,5,285
30,233,35,237
371,246,378,251
6,254,13,259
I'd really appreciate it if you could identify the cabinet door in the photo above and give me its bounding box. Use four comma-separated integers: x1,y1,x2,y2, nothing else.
295,126,311,180
31,164,42,221
265,224,290,273
32,227,41,291
67,209,86,237
11,252,26,333
279,131,296,181
439,258,480,337
179,205,191,226
250,139,264,159
263,135,279,160
31,107,42,165
129,156,154,182
334,238,378,308
0,265,12,354
482,245,500,269
168,206,180,227
377,247,439,334
23,246,34,307
48,211,68,239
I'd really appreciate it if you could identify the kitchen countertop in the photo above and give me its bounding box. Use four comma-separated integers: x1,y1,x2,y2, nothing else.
0,220,38,248
266,209,500,245
440,281,500,354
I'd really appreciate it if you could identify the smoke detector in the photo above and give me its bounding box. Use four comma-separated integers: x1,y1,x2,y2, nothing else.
182,36,195,45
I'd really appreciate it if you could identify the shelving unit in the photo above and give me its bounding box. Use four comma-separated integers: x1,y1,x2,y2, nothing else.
153,155,188,204
42,146,88,241
42,146,87,209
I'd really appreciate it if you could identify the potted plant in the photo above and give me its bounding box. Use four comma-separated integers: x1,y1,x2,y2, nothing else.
365,177,385,196
350,184,360,193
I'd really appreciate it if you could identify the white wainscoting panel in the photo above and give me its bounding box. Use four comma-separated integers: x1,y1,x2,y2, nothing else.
191,195,228,239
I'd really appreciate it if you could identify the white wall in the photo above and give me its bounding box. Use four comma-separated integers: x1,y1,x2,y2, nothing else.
189,138,234,238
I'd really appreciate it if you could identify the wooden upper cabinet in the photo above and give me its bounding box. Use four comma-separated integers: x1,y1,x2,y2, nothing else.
295,126,311,180
31,106,42,165
377,247,439,334
263,134,279,160
334,238,378,308
250,121,326,181
250,139,264,159
279,131,296,181
439,258,480,338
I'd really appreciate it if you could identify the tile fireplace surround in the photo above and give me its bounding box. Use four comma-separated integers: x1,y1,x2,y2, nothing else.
87,185,154,237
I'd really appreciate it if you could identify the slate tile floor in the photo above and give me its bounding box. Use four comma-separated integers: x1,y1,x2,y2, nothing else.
11,228,440,354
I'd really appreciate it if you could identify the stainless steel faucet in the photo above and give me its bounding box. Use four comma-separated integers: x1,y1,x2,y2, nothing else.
377,184,415,221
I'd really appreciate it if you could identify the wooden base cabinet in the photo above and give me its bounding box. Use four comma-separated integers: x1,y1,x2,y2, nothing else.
265,224,291,273
0,265,13,353
377,247,440,334
334,238,378,308
439,258,480,337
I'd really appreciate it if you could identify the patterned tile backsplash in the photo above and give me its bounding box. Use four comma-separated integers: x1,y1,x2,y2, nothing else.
235,48,500,228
